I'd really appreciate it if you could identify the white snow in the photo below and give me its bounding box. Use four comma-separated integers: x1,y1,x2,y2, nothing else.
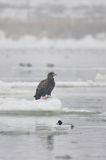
0,97,62,111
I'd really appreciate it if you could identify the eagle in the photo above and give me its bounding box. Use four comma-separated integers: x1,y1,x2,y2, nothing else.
34,72,56,100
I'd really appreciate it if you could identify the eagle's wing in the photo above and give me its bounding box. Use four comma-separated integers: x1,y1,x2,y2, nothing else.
35,79,48,99
47,81,55,95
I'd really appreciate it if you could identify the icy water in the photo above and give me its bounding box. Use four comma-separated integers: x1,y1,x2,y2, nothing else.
0,85,106,160
0,48,106,160
0,0,106,159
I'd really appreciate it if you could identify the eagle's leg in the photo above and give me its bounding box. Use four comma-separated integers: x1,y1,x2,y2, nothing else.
42,95,50,100
47,95,51,98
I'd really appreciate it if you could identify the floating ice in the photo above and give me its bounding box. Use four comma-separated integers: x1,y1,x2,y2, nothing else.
0,96,97,116
95,73,106,81
0,97,62,111
0,80,106,93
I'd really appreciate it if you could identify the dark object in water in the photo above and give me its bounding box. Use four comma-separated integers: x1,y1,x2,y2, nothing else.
57,120,63,125
55,155,72,160
19,63,32,67
70,124,74,129
47,63,55,68
27,63,32,67
34,72,56,100
57,120,74,129
19,63,26,67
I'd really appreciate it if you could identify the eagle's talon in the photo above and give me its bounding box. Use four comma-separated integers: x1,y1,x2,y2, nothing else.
42,95,51,100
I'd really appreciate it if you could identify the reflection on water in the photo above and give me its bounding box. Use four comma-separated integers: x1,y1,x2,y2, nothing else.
0,113,106,160
47,134,54,150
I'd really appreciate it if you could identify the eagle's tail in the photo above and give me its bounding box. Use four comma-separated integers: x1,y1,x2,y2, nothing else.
33,94,40,100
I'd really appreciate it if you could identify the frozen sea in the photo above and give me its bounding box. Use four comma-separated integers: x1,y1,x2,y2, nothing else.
0,47,106,160
0,0,106,159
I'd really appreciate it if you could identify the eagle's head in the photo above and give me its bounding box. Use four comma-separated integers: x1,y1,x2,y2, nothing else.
47,72,56,79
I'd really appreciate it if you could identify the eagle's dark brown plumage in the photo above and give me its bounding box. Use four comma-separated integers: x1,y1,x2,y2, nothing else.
34,72,56,100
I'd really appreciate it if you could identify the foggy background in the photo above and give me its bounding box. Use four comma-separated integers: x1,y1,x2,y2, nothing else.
0,0,106,39
0,0,106,82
